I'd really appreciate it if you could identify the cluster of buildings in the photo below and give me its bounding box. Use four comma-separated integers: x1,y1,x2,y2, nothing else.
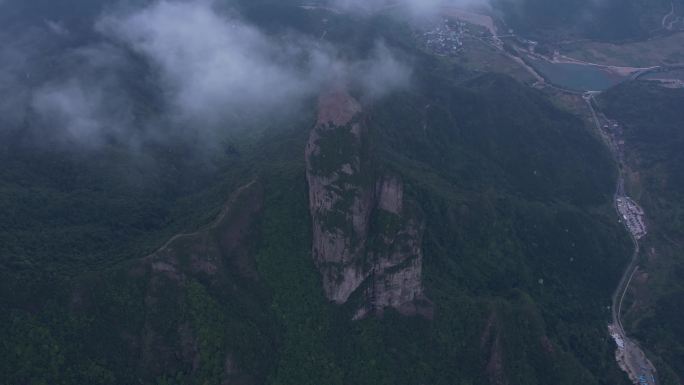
609,324,625,350
638,374,656,385
603,120,625,142
419,19,465,57
617,196,647,239
602,120,626,163
648,78,684,88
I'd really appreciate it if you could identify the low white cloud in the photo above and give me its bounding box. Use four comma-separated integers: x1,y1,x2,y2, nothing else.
332,0,491,17
0,40,29,126
98,1,314,124
3,0,412,148
354,43,411,99
96,0,410,125
32,80,110,143
45,20,69,36
27,42,136,146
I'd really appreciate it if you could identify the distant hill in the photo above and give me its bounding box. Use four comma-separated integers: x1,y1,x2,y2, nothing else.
493,0,678,41
0,2,663,385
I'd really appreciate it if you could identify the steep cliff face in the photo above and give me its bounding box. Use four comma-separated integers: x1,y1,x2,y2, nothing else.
305,90,428,317
358,176,429,319
305,90,372,304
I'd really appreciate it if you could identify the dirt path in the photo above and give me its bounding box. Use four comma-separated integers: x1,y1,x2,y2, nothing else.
153,179,258,255
662,1,676,31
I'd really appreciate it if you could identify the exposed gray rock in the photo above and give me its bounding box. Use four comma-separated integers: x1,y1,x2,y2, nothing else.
377,176,404,215
306,89,430,318
306,89,372,303
354,176,427,319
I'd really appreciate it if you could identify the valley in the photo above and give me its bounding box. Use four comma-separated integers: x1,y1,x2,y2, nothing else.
586,93,657,385
415,4,684,94
2,1,684,384
412,4,683,383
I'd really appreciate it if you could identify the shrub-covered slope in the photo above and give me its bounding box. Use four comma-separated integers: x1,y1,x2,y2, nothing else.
600,82,684,384
492,0,679,41
0,4,638,384
0,66,635,384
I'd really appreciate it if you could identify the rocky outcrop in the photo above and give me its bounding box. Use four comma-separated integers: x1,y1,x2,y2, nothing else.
305,90,372,303
132,180,264,383
306,89,430,318
481,311,509,385
353,175,431,319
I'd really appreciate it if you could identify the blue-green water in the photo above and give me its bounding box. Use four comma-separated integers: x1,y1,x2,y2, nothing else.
527,57,627,92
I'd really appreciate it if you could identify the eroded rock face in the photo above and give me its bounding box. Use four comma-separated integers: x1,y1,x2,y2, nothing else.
306,90,429,317
377,176,403,214
354,175,431,319
306,90,372,303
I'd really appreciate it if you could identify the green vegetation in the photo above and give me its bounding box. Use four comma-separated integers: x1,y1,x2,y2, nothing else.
493,0,676,41
308,124,360,177
0,65,635,384
600,82,684,384
256,171,345,385
0,4,647,384
367,71,631,384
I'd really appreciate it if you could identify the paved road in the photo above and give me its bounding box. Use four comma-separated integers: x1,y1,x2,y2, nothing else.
584,94,658,385
662,1,677,31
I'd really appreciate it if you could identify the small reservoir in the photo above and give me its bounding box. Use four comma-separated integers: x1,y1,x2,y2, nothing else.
527,57,628,92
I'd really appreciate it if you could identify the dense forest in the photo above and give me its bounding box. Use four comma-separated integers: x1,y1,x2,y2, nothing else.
1,1,675,384
492,0,680,41
600,82,684,384
1,44,632,385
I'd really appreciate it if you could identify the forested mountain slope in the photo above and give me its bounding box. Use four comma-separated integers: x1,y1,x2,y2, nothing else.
0,1,646,384
600,82,684,384
492,0,680,41
1,59,633,385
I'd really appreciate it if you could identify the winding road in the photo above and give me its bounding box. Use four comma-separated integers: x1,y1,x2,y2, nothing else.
584,94,658,385
422,8,661,380
150,179,258,256
662,1,678,31
301,3,662,382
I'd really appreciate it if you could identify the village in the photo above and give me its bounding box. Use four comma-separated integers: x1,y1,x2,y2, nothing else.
617,196,648,239
418,19,466,57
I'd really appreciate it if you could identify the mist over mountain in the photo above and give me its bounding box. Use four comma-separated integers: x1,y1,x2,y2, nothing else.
331,0,491,16
325,0,677,40
1,0,410,150
493,0,678,40
2,1,684,385
0,0,672,147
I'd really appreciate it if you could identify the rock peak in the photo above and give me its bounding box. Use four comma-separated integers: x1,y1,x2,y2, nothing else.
305,89,430,319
